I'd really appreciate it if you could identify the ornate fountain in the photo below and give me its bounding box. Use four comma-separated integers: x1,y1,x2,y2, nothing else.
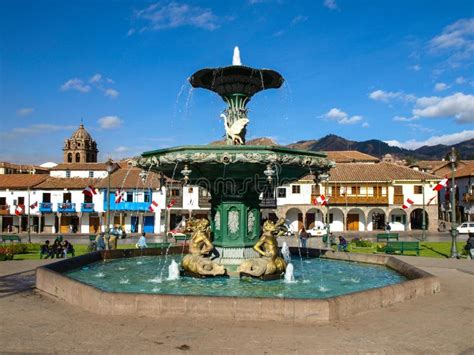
137,47,333,274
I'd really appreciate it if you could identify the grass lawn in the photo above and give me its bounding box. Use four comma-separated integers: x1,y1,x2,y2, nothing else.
345,241,467,258
11,243,136,260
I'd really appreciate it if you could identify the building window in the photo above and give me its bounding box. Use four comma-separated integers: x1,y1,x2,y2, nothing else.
414,185,422,194
66,170,71,178
277,188,286,198
42,193,51,203
18,197,25,205
171,188,180,197
67,153,72,163
292,185,301,194
351,186,361,195
394,186,403,195
144,192,151,203
75,153,80,162
329,213,334,224
89,171,94,178
127,192,133,202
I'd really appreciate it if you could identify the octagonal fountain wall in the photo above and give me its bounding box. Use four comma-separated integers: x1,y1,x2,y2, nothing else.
36,248,440,323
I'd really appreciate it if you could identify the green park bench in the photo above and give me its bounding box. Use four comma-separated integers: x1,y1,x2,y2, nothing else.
385,241,420,256
89,234,97,242
1,234,21,243
376,233,399,243
147,242,171,249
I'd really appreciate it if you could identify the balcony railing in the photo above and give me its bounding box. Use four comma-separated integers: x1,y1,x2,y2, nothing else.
260,198,277,208
0,205,9,215
312,194,389,205
81,203,95,212
57,203,76,213
107,202,151,212
393,195,404,205
39,202,53,213
198,196,211,208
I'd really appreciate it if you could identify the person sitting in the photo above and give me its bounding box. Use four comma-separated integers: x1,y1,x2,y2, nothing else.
464,233,474,260
95,232,106,251
52,240,63,258
40,240,52,259
62,240,75,258
338,236,348,252
136,232,148,249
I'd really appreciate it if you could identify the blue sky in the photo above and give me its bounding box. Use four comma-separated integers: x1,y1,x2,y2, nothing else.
1,0,473,164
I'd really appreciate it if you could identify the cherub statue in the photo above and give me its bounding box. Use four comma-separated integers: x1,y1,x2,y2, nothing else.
237,218,287,277
181,218,226,276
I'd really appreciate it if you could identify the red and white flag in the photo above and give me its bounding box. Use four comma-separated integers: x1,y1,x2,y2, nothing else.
427,195,437,205
82,185,97,197
433,177,448,191
149,200,159,212
312,194,328,206
15,204,24,216
115,188,126,203
402,198,414,209
29,201,38,210
167,199,176,209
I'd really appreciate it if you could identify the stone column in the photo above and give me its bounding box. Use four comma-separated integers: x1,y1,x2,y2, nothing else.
38,214,42,233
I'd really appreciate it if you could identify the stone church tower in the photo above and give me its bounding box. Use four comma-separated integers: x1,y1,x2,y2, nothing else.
63,123,98,163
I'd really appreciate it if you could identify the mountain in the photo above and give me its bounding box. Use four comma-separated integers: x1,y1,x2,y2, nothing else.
286,135,473,160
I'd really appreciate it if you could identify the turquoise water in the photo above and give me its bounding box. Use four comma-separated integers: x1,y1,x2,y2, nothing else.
65,256,406,299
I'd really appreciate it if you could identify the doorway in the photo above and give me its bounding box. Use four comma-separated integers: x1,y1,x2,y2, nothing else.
347,214,359,231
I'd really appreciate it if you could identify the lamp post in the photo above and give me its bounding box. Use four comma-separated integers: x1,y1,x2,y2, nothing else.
105,159,119,244
449,148,459,258
319,173,331,248
421,179,426,241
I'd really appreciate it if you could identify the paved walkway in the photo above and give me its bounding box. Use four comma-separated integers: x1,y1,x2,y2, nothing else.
0,257,473,354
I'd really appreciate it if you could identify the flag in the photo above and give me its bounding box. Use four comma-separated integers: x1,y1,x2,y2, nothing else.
427,195,437,205
402,198,414,209
341,186,347,196
115,188,126,203
167,199,176,209
433,177,448,191
29,201,38,209
312,194,328,206
82,185,97,197
15,204,24,216
149,200,159,212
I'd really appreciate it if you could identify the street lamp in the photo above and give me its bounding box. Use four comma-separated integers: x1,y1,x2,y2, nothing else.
449,148,459,258
421,179,426,241
319,173,331,248
105,158,119,243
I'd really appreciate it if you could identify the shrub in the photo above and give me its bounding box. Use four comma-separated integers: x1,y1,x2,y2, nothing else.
351,237,373,248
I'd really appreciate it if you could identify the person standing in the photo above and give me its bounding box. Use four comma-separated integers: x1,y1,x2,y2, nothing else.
299,227,309,248
136,232,148,249
464,233,474,260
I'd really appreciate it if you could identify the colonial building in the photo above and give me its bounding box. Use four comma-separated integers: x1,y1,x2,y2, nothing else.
271,162,440,233
63,123,98,163
0,162,50,175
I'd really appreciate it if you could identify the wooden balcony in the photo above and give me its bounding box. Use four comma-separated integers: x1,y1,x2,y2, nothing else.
0,205,9,215
393,195,404,205
198,196,211,208
322,195,389,205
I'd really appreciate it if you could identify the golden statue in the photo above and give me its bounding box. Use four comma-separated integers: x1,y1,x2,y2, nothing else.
181,218,226,276
237,218,287,277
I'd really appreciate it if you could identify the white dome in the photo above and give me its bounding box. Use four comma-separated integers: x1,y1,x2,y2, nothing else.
40,162,58,168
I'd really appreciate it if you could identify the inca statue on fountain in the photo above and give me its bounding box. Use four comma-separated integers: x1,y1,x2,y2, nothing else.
237,218,288,279
181,218,226,277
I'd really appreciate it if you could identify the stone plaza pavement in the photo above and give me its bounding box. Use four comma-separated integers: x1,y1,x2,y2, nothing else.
0,256,473,354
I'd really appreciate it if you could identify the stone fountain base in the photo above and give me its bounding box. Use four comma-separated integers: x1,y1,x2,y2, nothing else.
214,246,260,265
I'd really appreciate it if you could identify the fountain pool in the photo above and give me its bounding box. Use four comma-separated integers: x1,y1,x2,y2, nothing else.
64,255,406,299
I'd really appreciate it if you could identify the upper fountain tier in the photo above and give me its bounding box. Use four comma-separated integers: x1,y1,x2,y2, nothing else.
189,47,284,98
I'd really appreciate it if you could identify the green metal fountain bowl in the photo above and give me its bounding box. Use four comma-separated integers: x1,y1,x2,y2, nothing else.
138,145,334,182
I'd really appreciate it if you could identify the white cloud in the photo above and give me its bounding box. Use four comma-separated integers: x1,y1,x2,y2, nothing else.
385,130,474,150
409,64,421,71
60,78,91,93
428,18,474,65
322,108,362,125
368,89,416,103
392,115,418,122
412,92,474,123
434,82,449,91
362,122,370,128
98,116,123,129
323,0,337,10
0,124,77,140
291,15,308,25
134,2,220,32
16,108,34,116
89,73,102,83
455,76,466,84
104,88,119,98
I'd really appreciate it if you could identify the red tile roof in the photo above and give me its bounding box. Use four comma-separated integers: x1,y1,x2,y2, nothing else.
455,163,474,178
0,174,49,189
324,151,379,163
51,163,109,171
95,168,162,189
35,177,101,189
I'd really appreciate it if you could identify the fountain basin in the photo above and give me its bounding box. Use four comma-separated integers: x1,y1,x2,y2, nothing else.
36,248,440,323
